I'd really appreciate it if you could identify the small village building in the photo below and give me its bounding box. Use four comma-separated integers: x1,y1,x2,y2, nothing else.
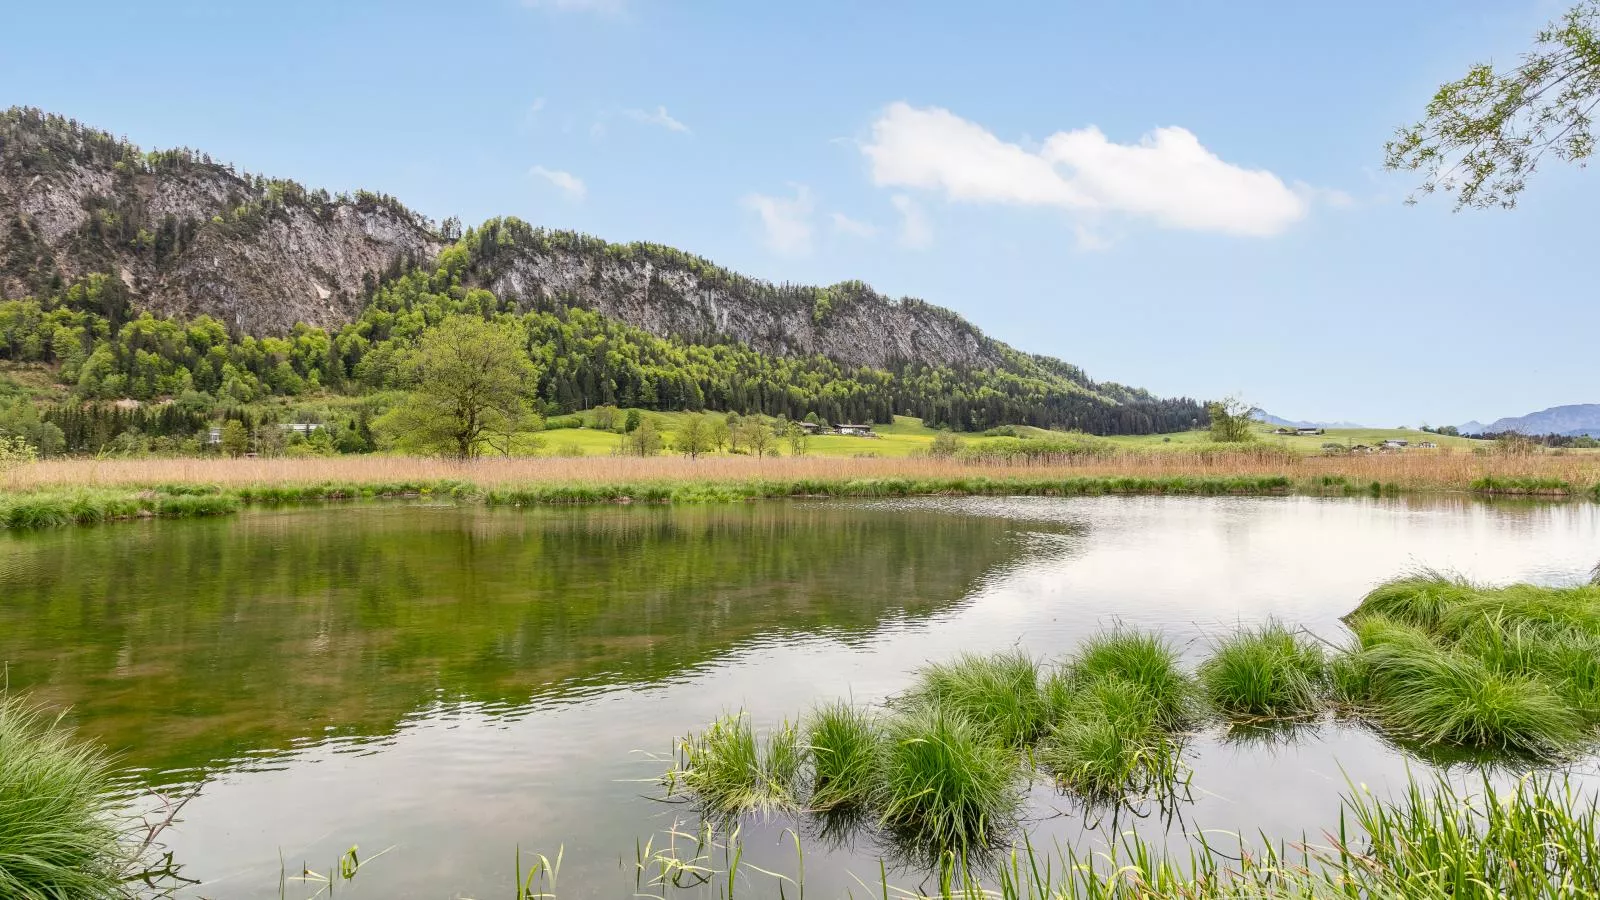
1381,439,1409,449
835,423,875,437
1417,440,1438,449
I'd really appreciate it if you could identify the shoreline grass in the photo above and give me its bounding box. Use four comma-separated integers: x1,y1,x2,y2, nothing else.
0,474,1308,532
0,696,127,900
2,450,1596,531
5,448,1597,495
1198,621,1327,720
1340,576,1600,756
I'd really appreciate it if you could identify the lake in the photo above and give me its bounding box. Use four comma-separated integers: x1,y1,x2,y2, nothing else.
2,496,1598,898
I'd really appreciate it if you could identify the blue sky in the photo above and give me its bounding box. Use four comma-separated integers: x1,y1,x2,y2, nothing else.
3,0,1593,426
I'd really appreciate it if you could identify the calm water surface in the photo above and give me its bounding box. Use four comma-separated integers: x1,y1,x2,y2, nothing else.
2,496,1597,898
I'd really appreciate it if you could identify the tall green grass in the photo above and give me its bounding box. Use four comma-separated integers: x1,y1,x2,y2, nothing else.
635,769,1600,898
878,705,1020,852
1341,576,1600,755
0,696,127,900
1344,772,1600,898
1039,676,1185,801
901,652,1047,749
1469,476,1574,495
666,714,804,818
806,702,881,813
1061,629,1194,729
1197,621,1326,719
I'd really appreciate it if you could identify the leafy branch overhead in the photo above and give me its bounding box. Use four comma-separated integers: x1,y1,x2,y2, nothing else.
1386,1,1600,208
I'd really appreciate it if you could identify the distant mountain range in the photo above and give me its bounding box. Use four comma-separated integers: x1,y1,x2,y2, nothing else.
1460,404,1600,437
1256,411,1368,430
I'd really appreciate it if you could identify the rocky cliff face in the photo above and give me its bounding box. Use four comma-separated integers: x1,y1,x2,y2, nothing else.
2,107,1047,377
0,108,442,333
480,235,1005,370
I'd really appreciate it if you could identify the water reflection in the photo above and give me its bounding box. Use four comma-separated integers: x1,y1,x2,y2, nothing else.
0,495,1596,898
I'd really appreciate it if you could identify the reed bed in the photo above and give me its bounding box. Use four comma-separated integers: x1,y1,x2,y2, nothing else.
0,474,1302,531
5,448,1597,495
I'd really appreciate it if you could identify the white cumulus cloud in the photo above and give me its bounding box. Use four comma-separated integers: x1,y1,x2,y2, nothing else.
890,195,933,249
863,102,1311,237
743,185,814,255
623,105,690,133
530,165,586,200
830,212,878,238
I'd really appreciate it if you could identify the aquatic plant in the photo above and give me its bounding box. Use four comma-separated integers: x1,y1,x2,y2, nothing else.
0,695,126,900
1039,676,1184,801
1197,621,1326,719
878,705,1020,852
1352,638,1585,755
1349,575,1600,642
902,651,1047,749
805,702,881,813
668,713,804,817
631,769,1600,898
1340,576,1600,753
1469,475,1574,495
1344,772,1600,898
1061,629,1194,728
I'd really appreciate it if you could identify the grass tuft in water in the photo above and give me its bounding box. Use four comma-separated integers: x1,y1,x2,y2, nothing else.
1341,576,1600,755
1061,629,1193,729
1197,621,1326,719
878,705,1020,853
0,695,128,900
1039,676,1185,801
669,713,805,818
1350,638,1585,755
901,651,1047,748
805,702,881,813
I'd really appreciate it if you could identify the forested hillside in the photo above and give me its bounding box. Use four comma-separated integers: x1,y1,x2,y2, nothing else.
0,106,1205,440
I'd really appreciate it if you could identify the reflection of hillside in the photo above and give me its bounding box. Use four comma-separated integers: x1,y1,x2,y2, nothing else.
0,502,1047,783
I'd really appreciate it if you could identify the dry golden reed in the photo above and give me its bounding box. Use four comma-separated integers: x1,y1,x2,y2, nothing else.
4,449,1595,494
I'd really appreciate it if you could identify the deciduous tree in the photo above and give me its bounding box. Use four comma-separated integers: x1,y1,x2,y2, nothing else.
1207,396,1257,444
374,316,536,460
1387,1,1600,208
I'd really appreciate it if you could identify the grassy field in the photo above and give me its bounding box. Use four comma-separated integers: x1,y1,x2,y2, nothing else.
540,411,1498,459
538,412,993,459
1106,425,1490,454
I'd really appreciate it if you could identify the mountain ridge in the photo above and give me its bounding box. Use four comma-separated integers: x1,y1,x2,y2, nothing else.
1460,404,1600,437
0,105,1199,432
